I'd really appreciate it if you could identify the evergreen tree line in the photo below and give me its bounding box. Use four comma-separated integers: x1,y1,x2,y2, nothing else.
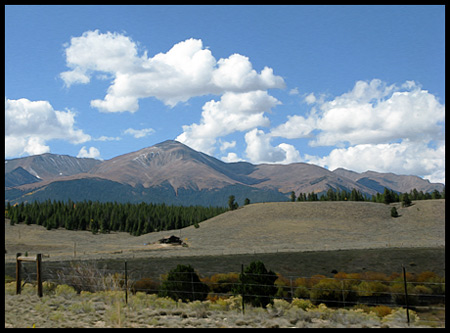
292,187,445,204
5,187,444,236
5,200,227,236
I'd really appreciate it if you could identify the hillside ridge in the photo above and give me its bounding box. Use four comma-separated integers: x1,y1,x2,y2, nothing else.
5,140,444,205
5,199,445,263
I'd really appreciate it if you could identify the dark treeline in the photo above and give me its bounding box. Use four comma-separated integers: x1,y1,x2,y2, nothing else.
293,187,445,205
6,200,227,236
5,187,444,236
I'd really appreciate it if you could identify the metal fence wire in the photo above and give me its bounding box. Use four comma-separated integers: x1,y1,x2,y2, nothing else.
12,257,445,326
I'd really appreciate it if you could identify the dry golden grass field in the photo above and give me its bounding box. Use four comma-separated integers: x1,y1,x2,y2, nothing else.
5,200,445,262
5,199,445,279
4,200,445,328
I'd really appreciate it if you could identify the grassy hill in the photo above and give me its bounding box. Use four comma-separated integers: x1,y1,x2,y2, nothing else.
5,200,445,277
140,199,445,254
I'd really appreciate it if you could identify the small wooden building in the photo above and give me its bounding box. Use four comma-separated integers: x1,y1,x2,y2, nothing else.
158,235,183,245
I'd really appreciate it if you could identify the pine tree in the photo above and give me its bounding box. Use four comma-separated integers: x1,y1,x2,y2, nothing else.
431,189,441,200
327,188,336,201
391,207,399,217
158,264,209,302
90,219,98,234
383,188,393,205
235,260,278,308
402,192,412,207
228,195,238,210
290,191,296,202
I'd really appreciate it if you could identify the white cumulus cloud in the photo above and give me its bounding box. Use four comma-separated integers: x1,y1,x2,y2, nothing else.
311,79,444,147
219,140,236,152
244,128,301,165
60,30,140,88
176,91,280,155
94,135,121,142
5,98,91,157
58,32,444,183
285,79,446,183
124,127,155,138
304,92,316,104
221,152,245,163
60,31,285,112
244,79,444,183
270,114,316,139
306,141,445,184
77,146,101,159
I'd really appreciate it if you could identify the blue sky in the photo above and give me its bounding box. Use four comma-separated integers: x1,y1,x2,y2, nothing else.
5,5,445,183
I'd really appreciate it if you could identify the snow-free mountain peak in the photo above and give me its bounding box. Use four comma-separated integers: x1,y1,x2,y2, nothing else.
5,140,444,205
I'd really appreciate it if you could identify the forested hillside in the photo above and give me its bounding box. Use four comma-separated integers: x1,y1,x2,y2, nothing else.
6,185,445,238
6,200,227,236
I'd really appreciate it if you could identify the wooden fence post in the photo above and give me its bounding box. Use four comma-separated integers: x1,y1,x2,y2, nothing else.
191,271,195,301
290,277,294,302
16,253,22,295
402,265,410,326
124,261,128,305
36,254,42,297
15,253,43,297
241,264,245,315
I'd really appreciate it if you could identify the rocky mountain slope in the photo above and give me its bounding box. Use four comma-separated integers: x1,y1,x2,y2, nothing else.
86,140,260,191
5,153,101,185
333,168,443,194
5,140,444,206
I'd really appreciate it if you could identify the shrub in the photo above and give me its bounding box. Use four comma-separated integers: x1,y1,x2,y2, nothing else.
274,273,291,299
310,279,342,305
333,272,361,296
390,283,418,306
235,260,278,308
291,298,314,310
294,277,308,288
208,295,243,311
56,261,123,293
206,272,239,295
294,285,310,299
415,271,445,294
355,281,389,297
42,281,57,293
306,275,327,288
132,277,159,294
382,307,419,324
55,284,77,298
391,207,399,217
158,264,209,302
412,284,433,296
5,275,14,283
416,271,440,283
310,278,357,307
371,305,393,318
360,271,387,282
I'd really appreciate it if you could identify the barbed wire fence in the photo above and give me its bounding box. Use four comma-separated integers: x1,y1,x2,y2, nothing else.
11,254,445,326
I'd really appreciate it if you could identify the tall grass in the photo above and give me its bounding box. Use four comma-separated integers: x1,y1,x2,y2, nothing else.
5,281,435,328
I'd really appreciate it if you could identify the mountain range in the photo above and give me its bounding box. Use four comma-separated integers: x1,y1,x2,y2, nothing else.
5,140,444,206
